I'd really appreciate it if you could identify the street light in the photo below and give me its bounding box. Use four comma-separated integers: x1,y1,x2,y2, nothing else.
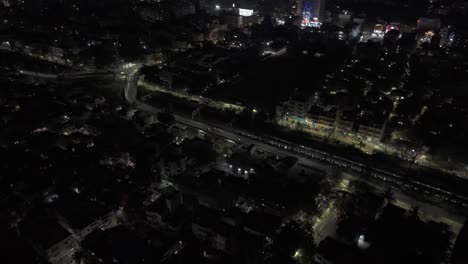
293,249,303,260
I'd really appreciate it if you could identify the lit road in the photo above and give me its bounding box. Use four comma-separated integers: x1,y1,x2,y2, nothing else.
128,73,330,171
313,179,348,243
313,201,338,243
312,176,465,243
138,69,468,180
341,172,465,236
139,100,331,172
140,80,245,113
126,73,468,207
125,73,466,236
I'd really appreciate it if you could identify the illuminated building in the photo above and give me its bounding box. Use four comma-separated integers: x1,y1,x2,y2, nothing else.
299,0,325,28
301,0,314,27
372,24,385,39
385,23,400,33
277,94,313,121
419,31,435,44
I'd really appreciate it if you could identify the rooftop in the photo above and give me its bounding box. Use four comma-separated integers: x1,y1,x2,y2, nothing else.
243,211,282,238
19,206,70,249
52,192,109,229
0,228,45,264
83,226,153,264
308,105,338,119
194,206,241,236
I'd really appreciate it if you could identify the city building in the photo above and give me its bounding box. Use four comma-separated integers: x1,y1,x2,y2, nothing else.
416,17,441,32
145,186,186,233
51,192,121,239
226,150,258,180
158,67,182,89
452,221,468,264
223,14,244,29
277,94,314,121
2,1,468,263
19,207,77,264
192,206,242,255
306,105,338,130
137,1,169,22
1,228,48,264
336,109,357,135
158,146,193,179
83,226,154,264
297,0,326,27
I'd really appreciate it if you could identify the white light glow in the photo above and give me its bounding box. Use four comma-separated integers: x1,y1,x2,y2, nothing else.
239,8,253,16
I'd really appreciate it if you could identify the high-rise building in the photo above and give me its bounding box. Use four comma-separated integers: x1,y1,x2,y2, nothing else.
298,0,326,27
301,0,314,27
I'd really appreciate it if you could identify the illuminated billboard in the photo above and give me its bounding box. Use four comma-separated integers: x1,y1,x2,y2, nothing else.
238,8,253,16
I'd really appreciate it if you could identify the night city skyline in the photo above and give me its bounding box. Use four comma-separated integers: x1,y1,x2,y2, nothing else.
1,0,468,264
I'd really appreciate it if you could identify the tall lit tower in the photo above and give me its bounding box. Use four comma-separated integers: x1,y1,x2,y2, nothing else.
301,0,313,27
299,0,325,27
